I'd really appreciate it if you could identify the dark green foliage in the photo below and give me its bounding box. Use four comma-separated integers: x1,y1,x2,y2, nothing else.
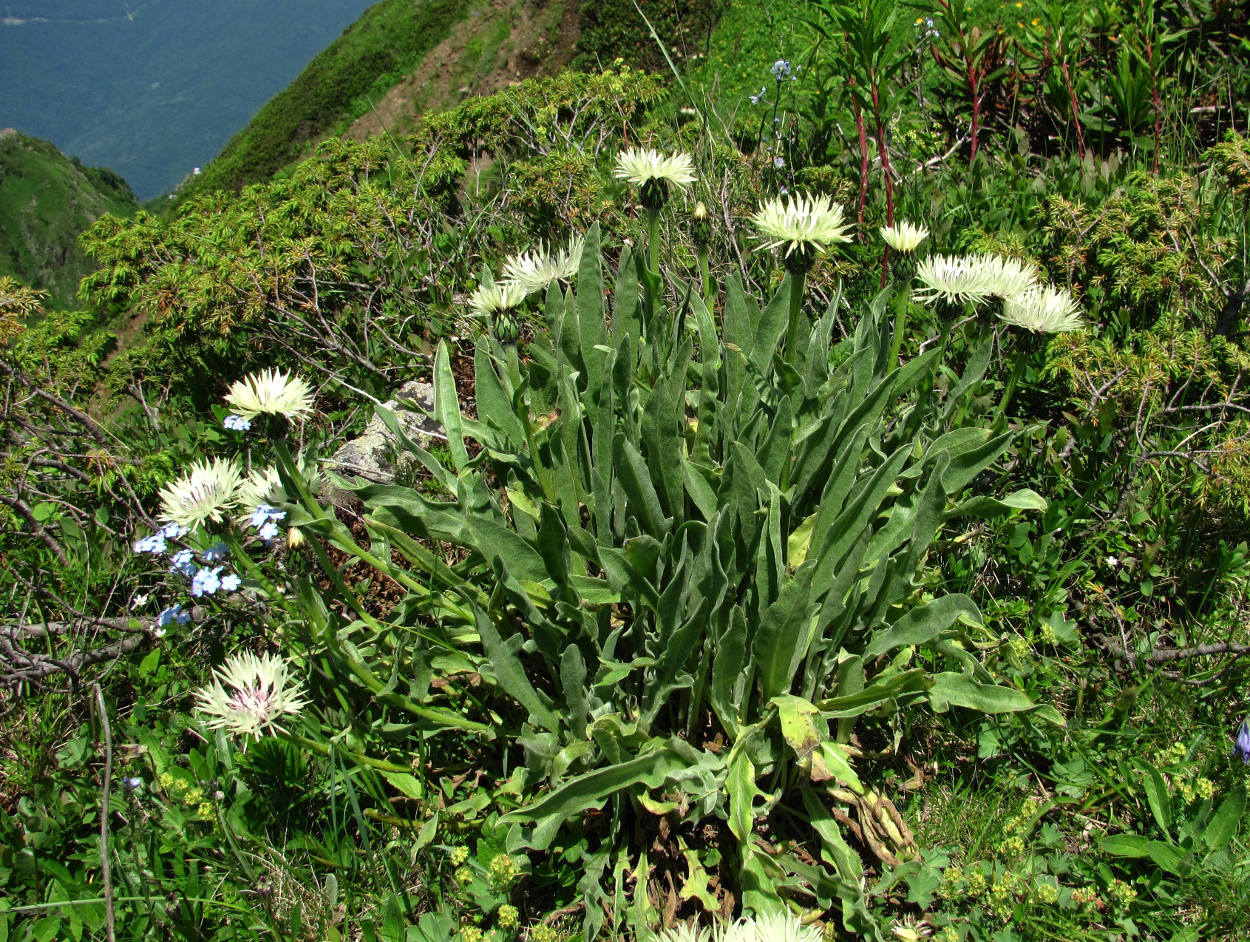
0,131,136,311
574,0,726,72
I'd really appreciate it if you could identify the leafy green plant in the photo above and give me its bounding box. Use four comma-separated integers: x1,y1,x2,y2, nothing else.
285,221,1059,934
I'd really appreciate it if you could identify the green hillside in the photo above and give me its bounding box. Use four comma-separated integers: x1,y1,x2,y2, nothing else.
0,129,136,310
178,0,470,200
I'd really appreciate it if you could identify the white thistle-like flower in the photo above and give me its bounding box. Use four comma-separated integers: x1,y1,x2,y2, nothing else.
979,254,1038,300
654,926,706,942
999,284,1085,333
880,220,929,253
194,651,308,744
469,280,527,319
724,913,824,942
234,462,324,519
613,147,697,189
751,193,853,261
501,236,585,296
915,253,1005,305
654,914,823,942
158,457,243,530
224,368,315,420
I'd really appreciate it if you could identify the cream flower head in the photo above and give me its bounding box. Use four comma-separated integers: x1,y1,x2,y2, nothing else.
999,284,1085,333
915,253,1029,305
614,147,696,209
751,193,853,265
234,462,324,521
880,220,929,253
469,280,527,319
194,651,308,744
613,147,697,189
501,236,584,296
224,368,315,420
158,457,242,530
654,913,824,942
980,254,1038,300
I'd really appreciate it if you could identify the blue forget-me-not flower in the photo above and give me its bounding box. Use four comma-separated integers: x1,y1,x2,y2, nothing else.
191,566,222,597
169,548,196,577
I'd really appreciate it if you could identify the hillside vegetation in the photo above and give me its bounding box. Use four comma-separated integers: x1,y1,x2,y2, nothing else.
0,129,135,311
4,1,1250,941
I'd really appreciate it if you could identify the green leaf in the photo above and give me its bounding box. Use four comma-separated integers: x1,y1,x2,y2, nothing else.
927,674,1037,715
1139,761,1172,834
382,771,424,800
506,739,689,850
946,488,1048,519
1100,834,1186,875
1202,784,1246,852
471,604,560,734
863,594,982,660
433,341,468,471
754,563,815,701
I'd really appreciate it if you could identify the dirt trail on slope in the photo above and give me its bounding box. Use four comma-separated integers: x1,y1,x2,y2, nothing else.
343,0,582,144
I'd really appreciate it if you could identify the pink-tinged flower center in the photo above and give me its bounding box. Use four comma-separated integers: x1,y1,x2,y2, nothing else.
229,685,273,717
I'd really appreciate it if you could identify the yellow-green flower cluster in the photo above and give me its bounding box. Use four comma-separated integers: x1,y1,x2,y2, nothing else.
487,853,522,889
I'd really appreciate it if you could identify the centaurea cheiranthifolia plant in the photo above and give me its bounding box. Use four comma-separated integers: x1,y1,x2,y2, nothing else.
614,147,696,273
751,192,852,367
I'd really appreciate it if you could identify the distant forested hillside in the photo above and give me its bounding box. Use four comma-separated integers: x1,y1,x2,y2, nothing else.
0,0,375,199
0,129,135,310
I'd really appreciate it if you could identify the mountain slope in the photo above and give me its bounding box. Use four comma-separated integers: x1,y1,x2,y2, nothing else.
179,0,473,200
0,129,136,310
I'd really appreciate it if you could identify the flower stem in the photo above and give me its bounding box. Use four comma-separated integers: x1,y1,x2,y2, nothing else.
786,269,807,370
647,207,660,276
995,335,1031,428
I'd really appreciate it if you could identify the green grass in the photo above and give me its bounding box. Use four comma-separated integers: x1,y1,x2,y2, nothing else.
0,131,136,311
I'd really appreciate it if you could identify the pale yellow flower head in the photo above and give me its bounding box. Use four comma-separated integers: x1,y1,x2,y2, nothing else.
999,284,1085,333
501,236,584,296
194,651,308,745
613,147,697,189
915,253,1011,305
158,457,242,530
469,280,527,319
751,193,852,264
880,220,929,253
225,368,315,420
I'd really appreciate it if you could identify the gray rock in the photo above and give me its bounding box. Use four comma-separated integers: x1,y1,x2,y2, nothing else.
322,381,445,505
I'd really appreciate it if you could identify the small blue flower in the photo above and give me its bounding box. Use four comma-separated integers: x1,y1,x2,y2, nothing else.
779,186,789,195
749,86,767,105
770,59,792,79
220,572,241,593
773,156,785,169
133,533,167,555
1236,720,1250,764
191,566,222,597
203,540,229,563
258,519,280,542
169,549,196,577
223,414,252,431
156,604,190,628
123,776,143,790
160,521,189,540
250,503,286,529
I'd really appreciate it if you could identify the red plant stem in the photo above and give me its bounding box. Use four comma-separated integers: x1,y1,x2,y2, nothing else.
1061,60,1086,160
850,78,870,225
872,82,895,287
